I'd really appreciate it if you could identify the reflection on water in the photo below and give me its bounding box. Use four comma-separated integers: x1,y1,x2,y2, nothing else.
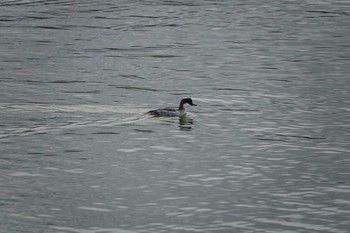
1,0,350,233
179,116,194,131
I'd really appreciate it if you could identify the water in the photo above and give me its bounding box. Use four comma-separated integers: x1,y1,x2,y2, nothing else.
1,0,350,232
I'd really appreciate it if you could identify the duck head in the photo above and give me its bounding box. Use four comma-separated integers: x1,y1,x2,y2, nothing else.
179,98,196,110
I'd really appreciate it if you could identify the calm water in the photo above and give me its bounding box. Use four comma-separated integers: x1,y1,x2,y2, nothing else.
1,1,350,232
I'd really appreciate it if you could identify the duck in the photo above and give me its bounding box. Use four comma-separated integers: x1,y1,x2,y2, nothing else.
148,98,197,117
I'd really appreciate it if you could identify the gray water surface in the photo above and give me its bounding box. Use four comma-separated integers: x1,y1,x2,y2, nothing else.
1,1,350,233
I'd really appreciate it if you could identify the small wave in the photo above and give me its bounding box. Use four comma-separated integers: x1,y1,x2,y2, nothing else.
110,85,160,92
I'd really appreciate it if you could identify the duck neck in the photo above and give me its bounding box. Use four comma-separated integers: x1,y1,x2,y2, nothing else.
178,103,185,110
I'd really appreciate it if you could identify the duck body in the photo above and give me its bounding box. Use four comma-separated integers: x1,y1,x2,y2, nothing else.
148,98,196,117
148,107,186,117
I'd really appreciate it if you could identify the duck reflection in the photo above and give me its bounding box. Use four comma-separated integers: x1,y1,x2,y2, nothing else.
179,116,194,131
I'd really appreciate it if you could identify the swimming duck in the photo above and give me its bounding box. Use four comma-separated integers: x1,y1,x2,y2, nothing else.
148,98,197,117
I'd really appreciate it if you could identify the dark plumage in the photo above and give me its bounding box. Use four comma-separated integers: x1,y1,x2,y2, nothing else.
148,98,197,117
